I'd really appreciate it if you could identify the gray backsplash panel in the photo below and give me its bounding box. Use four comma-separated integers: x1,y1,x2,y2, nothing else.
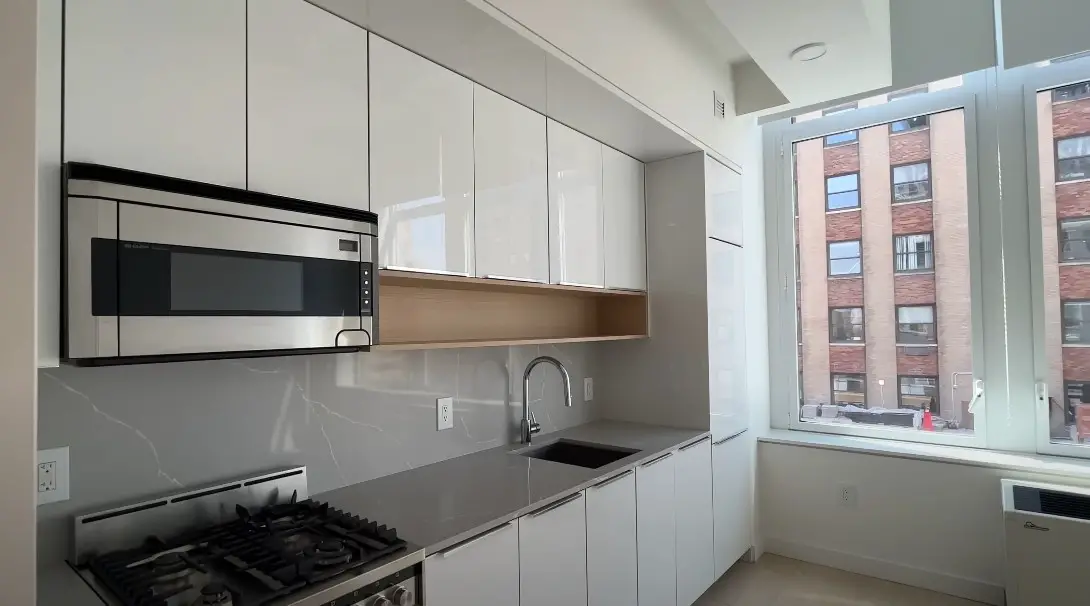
37,343,596,564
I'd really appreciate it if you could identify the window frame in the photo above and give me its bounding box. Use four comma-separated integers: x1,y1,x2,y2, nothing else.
824,130,859,147
895,304,937,345
897,375,941,412
890,160,933,203
1059,217,1090,262
831,373,867,407
1061,300,1090,344
1054,134,1090,183
827,239,862,276
829,307,865,343
889,115,930,134
763,80,990,448
893,232,935,273
825,171,860,210
1052,81,1090,102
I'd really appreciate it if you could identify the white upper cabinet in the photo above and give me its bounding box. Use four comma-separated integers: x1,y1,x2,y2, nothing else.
473,85,549,282
707,238,749,439
706,156,743,246
64,0,246,187
370,34,474,275
675,438,715,606
603,147,647,291
548,120,604,287
247,0,368,210
713,431,753,579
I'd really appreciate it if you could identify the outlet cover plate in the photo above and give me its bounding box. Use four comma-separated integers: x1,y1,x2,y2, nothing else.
37,446,70,505
436,397,454,431
584,377,594,401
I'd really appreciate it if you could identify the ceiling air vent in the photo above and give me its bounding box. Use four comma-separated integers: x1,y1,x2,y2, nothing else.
713,92,726,119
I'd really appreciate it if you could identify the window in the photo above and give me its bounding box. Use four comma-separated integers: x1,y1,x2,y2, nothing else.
1060,218,1090,262
898,376,939,411
1063,301,1090,343
887,85,927,101
1053,82,1090,101
897,305,936,344
830,308,864,342
832,374,866,407
825,173,860,210
894,233,934,272
890,115,929,133
824,130,858,146
1056,135,1090,182
828,240,861,276
892,162,931,202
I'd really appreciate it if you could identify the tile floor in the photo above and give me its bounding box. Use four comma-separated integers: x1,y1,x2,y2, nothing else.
695,554,987,606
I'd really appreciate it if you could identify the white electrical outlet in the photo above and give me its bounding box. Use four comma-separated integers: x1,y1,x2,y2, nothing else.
584,377,594,401
839,485,858,509
436,397,453,431
37,446,70,505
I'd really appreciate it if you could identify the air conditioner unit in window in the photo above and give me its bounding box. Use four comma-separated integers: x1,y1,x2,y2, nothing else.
1003,479,1090,605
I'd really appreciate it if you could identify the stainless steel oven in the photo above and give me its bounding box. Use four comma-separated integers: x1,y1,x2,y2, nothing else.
63,163,378,365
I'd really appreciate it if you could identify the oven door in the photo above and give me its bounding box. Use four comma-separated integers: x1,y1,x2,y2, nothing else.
70,199,371,359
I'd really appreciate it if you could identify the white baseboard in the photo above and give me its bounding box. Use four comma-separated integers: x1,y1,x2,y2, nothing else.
764,538,1005,605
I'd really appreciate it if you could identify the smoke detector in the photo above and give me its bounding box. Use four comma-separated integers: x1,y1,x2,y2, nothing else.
790,42,827,62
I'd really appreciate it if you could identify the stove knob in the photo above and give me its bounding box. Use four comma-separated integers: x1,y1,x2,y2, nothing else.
370,597,392,606
389,586,413,605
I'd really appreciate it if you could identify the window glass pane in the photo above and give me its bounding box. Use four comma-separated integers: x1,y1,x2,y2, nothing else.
1059,157,1090,181
1061,219,1090,261
825,130,858,146
827,191,860,210
890,115,929,133
1063,302,1090,343
793,106,975,435
1057,136,1090,159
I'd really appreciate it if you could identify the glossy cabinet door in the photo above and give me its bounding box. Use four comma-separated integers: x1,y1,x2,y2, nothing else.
424,521,520,606
548,120,604,287
247,0,368,210
586,470,638,606
636,453,676,606
64,0,246,187
370,34,474,275
675,438,715,606
713,431,752,579
706,156,743,246
474,85,549,282
603,147,647,291
519,493,589,606
707,238,749,439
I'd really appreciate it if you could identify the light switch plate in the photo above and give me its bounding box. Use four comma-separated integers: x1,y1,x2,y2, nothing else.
37,446,70,505
436,397,453,431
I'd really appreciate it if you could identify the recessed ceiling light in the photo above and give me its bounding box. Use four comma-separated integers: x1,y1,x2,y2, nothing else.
790,42,827,62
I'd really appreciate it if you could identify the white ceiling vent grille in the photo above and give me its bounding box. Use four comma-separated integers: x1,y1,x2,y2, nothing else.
713,92,726,119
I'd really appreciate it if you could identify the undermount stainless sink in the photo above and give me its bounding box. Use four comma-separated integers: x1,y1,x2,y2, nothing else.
518,439,639,469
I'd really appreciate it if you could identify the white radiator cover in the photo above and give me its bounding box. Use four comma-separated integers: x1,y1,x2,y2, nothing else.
1002,479,1090,606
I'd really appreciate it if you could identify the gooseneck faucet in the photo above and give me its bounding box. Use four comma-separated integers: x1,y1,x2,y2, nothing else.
521,356,573,444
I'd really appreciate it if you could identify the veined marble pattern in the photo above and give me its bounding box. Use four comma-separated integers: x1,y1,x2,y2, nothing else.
36,344,595,564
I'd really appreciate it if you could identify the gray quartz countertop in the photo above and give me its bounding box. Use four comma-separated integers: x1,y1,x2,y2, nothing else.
318,420,709,554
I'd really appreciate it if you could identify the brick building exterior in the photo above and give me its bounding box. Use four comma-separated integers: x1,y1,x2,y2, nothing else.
796,92,975,428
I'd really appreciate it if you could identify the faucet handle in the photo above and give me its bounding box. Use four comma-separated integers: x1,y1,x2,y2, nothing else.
529,411,541,434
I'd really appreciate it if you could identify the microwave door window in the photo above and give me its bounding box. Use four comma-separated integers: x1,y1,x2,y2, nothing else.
170,252,304,312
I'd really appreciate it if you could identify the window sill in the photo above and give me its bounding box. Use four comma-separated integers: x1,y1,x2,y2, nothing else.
1058,260,1090,266
895,343,937,347
828,274,862,280
893,270,935,276
1062,343,1090,348
761,429,1090,479
830,341,866,347
891,198,933,206
825,207,861,215
1056,177,1090,186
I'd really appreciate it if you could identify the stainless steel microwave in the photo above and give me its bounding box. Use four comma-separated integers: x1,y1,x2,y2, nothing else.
62,163,378,365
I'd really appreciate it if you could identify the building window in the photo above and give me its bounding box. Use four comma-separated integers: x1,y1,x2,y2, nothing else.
1056,135,1090,182
1062,301,1090,343
832,373,866,407
890,115,929,133
823,102,858,116
897,305,936,344
828,240,861,276
887,85,927,102
1063,381,1090,425
894,233,934,272
1060,218,1090,262
830,307,865,342
892,162,932,202
824,130,858,146
1053,81,1090,102
898,376,939,411
826,173,860,210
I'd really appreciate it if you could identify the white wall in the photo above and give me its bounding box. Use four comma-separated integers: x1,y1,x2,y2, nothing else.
475,0,745,164
760,442,1090,605
0,0,39,602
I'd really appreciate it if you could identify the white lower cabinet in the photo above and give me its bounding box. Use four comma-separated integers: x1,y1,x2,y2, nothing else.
586,470,638,606
424,520,520,606
675,438,715,605
637,452,677,606
713,431,753,579
520,492,588,606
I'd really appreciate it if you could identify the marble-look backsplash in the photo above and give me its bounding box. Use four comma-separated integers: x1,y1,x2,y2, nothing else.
37,344,595,563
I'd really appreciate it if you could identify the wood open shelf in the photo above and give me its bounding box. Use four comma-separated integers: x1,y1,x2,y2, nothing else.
377,270,648,350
